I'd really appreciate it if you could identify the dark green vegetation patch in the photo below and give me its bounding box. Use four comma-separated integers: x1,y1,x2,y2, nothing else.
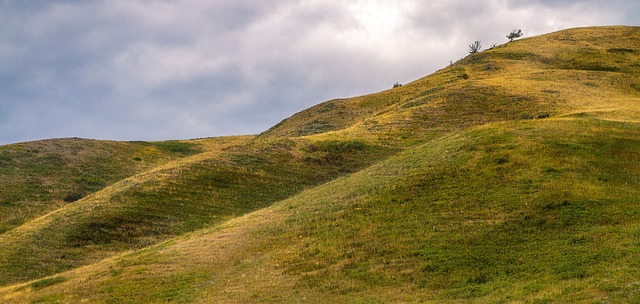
29,276,67,290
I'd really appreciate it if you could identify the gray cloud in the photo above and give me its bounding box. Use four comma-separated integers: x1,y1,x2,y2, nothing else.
1,0,637,144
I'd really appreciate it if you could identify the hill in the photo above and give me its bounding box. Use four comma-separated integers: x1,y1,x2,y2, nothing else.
0,26,639,303
0,138,208,235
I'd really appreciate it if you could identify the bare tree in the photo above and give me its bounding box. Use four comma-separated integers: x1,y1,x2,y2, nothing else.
469,41,482,54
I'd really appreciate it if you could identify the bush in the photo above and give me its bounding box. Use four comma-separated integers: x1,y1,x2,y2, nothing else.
507,29,523,42
63,191,84,202
304,140,368,166
30,276,67,289
152,141,201,156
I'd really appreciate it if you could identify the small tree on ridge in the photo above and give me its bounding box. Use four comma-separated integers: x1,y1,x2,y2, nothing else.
507,29,523,42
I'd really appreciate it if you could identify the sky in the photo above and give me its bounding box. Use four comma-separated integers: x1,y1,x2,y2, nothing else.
1,0,638,145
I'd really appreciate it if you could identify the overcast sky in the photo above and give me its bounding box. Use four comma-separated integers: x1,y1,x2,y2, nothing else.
1,0,638,145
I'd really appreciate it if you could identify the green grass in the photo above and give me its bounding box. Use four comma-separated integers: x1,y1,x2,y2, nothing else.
0,137,396,286
0,138,202,235
10,116,639,303
268,118,638,300
267,118,640,302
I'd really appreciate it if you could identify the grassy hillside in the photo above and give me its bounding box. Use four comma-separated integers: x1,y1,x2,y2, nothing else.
6,117,639,303
0,135,396,285
263,26,639,144
0,138,207,235
0,26,639,303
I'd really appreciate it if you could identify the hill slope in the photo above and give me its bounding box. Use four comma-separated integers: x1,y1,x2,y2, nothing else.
0,138,208,235
0,26,639,303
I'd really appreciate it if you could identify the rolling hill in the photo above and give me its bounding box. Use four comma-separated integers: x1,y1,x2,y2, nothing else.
1,25,639,303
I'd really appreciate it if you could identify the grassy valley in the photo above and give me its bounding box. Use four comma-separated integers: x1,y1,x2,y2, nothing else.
0,26,639,303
